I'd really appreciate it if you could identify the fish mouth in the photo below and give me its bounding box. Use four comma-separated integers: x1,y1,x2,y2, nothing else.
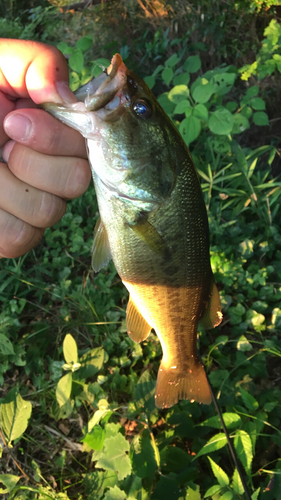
80,54,130,119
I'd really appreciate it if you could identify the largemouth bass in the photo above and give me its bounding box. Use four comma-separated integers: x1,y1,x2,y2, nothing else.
43,54,222,409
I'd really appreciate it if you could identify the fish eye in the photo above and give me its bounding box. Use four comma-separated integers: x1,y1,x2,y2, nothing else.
132,99,152,119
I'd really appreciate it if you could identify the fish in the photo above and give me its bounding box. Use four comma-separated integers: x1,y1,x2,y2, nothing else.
43,53,222,409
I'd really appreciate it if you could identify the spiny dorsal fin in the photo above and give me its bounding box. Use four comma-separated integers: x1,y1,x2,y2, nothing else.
201,280,223,329
126,296,152,343
128,219,168,256
91,217,112,272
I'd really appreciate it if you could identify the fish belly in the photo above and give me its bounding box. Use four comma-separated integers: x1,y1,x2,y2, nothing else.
123,280,212,409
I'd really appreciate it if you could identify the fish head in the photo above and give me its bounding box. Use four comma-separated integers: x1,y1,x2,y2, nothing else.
43,54,179,209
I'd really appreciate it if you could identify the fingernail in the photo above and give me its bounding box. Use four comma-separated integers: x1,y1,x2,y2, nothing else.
2,141,15,162
56,81,77,104
4,114,32,141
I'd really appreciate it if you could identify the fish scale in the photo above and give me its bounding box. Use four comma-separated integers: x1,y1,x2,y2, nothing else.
42,53,222,409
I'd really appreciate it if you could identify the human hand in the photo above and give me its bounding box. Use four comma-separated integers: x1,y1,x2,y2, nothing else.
0,39,91,258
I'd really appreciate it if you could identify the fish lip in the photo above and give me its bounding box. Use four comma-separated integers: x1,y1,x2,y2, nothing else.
84,54,129,114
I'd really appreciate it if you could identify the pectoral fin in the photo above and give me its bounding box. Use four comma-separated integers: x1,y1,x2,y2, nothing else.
91,217,112,272
128,219,168,256
200,280,223,329
126,296,151,343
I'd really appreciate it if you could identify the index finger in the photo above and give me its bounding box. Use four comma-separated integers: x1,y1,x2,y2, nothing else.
0,39,71,103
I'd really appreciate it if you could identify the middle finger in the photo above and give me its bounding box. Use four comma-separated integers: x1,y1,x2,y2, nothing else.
0,162,66,228
4,142,91,199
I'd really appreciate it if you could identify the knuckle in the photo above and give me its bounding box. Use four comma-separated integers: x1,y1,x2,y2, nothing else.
36,192,66,228
65,159,91,198
0,216,43,258
42,122,63,152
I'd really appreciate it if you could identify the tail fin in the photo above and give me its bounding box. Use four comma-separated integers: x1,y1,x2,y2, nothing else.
154,359,212,409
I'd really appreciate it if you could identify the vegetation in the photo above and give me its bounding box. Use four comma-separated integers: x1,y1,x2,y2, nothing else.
0,1,281,499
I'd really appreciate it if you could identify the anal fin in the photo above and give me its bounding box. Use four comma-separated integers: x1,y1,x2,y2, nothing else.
126,296,151,343
201,280,223,329
91,217,112,272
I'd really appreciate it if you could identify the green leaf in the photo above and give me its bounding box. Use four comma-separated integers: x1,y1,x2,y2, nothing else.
185,484,201,499
239,386,259,412
158,93,175,114
84,470,118,499
56,372,72,407
135,369,156,414
63,333,78,365
246,86,259,98
183,54,201,73
161,445,191,473
103,486,126,500
0,388,32,444
253,111,269,126
131,429,158,479
232,467,244,495
208,109,234,135
174,99,191,114
69,71,80,91
151,475,182,500
232,114,250,134
226,101,238,112
165,54,180,67
82,425,105,451
88,408,112,430
213,72,236,95
209,136,231,154
144,75,155,89
237,335,253,352
272,308,281,328
251,97,266,110
179,116,201,146
122,474,142,499
162,67,173,86
75,36,93,51
251,488,260,500
239,239,254,258
0,334,15,355
0,474,20,493
173,72,190,86
69,49,84,73
241,106,253,119
208,456,229,486
195,433,228,458
234,430,253,473
94,433,132,480
220,493,233,500
79,347,104,379
245,310,265,331
228,304,246,325
192,78,215,103
193,103,208,121
168,84,189,103
204,484,221,498
199,412,241,429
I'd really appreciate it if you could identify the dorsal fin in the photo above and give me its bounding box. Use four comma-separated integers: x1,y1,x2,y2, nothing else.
91,217,112,272
201,280,223,329
126,296,152,343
